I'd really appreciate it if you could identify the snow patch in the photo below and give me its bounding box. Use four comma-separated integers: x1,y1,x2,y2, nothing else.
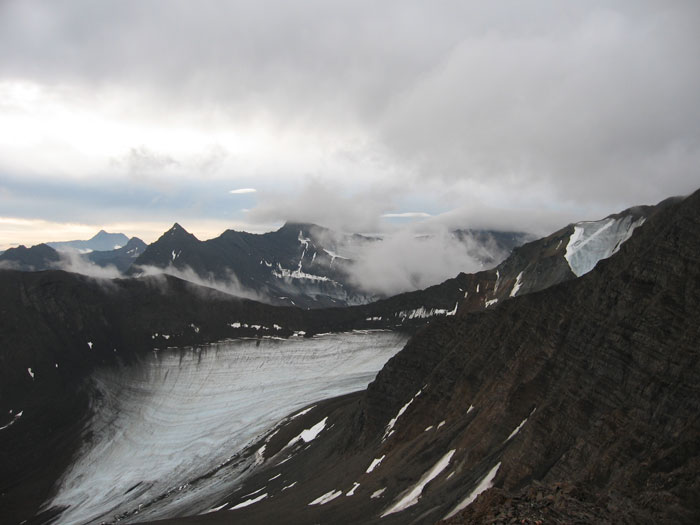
396,305,457,320
485,298,498,308
0,410,23,431
241,486,265,498
231,493,267,509
289,405,316,420
87,341,93,349
346,482,360,496
286,417,327,448
254,445,266,465
383,390,421,440
510,271,524,297
308,489,343,506
282,481,297,491
272,262,334,283
505,408,536,443
27,368,34,379
381,449,455,516
366,455,385,474
445,462,501,519
204,502,228,513
371,488,386,499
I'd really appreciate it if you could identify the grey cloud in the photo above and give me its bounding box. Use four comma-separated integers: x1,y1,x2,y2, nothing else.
119,146,178,177
133,264,264,303
375,4,700,209
54,251,122,280
0,1,698,233
344,228,509,296
248,178,403,233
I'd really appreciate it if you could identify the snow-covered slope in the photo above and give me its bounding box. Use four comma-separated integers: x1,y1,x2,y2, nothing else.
47,331,408,524
565,215,646,277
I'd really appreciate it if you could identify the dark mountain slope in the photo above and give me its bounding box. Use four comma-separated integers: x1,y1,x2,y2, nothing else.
0,243,59,271
0,238,147,273
129,222,373,308
130,222,532,308
86,236,147,271
169,189,700,524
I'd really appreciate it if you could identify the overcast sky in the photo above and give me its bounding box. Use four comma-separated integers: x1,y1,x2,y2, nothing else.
1,1,699,249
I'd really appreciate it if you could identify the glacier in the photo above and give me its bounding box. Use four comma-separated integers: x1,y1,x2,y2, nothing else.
565,215,645,277
46,331,408,524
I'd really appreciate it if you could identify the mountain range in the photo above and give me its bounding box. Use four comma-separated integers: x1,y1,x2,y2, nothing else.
0,235,147,273
46,230,130,253
0,190,698,524
0,223,532,308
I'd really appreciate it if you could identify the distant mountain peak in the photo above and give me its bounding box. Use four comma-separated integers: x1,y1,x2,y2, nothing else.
150,223,199,246
168,222,187,233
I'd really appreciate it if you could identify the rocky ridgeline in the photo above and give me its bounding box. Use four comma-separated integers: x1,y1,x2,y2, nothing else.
172,189,699,524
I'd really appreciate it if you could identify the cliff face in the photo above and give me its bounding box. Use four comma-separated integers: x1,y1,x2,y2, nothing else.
358,189,700,523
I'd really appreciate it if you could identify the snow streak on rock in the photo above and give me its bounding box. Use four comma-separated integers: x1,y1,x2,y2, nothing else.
383,390,421,440
510,271,524,297
445,462,502,519
381,449,455,516
308,490,343,506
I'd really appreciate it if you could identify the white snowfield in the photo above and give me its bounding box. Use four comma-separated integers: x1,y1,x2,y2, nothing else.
565,215,645,277
48,331,408,525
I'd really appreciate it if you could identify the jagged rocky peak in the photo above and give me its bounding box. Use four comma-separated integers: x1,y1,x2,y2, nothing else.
162,222,198,241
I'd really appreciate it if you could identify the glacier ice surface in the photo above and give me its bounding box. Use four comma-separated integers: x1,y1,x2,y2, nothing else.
47,331,408,524
565,216,645,277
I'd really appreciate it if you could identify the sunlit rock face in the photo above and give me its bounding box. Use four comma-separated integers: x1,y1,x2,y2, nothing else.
47,331,408,524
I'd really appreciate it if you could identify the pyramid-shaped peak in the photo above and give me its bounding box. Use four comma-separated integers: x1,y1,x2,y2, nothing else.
169,223,187,233
162,223,199,242
91,229,119,239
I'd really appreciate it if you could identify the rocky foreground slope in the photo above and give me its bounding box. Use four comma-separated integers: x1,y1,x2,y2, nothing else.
153,189,700,524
